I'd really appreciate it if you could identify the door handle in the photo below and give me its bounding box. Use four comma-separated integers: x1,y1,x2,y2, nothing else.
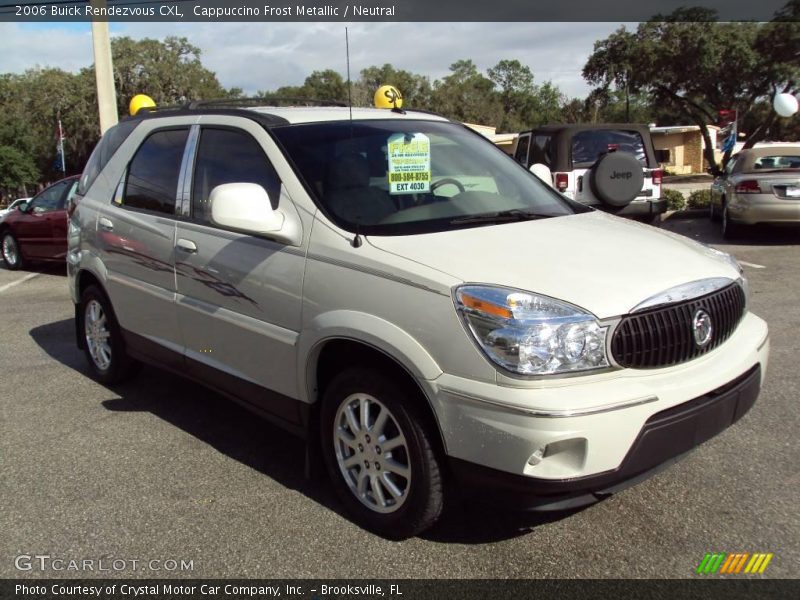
176,238,198,253
98,217,114,232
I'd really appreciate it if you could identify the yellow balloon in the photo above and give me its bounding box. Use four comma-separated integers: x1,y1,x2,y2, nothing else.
374,85,403,109
129,94,156,116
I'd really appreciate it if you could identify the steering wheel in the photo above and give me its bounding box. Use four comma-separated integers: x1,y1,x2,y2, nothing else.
430,178,466,194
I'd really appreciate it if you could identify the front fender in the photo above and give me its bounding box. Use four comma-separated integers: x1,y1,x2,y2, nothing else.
298,310,443,404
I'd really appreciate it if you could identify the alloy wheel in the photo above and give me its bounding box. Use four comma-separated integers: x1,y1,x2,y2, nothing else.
2,234,19,267
333,393,411,514
84,299,112,371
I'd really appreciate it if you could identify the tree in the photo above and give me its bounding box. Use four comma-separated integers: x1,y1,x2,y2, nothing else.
357,64,432,109
300,69,348,102
487,59,534,131
0,145,39,195
0,68,97,180
583,5,800,175
108,36,232,115
431,60,502,126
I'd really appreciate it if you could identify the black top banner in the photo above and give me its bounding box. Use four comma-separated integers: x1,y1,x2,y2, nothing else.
0,0,795,22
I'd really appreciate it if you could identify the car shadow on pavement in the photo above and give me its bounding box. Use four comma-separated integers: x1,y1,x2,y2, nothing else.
0,262,67,275
30,318,583,543
421,502,586,544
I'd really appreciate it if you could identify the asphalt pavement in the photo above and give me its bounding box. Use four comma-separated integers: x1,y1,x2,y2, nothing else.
1,216,798,579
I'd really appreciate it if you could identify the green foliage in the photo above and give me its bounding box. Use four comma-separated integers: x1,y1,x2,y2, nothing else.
357,64,432,108
108,36,233,114
430,60,503,126
583,7,800,175
663,188,687,211
0,36,238,193
687,189,711,209
0,145,39,192
259,58,570,132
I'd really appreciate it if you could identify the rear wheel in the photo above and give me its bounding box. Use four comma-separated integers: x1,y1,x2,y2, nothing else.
321,367,444,538
1,231,23,270
709,197,720,222
722,203,744,240
79,285,139,384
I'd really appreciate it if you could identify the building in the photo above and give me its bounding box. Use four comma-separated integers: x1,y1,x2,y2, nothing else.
464,123,518,154
649,125,721,174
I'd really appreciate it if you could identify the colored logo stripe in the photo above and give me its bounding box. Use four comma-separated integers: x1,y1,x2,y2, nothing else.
744,553,774,574
697,552,773,574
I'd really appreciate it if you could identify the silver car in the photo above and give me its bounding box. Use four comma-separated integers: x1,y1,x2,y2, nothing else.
68,103,768,538
710,144,800,238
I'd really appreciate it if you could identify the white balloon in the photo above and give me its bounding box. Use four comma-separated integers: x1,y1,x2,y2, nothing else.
773,93,798,118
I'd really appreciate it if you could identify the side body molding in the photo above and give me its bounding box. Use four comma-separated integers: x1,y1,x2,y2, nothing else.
299,310,444,404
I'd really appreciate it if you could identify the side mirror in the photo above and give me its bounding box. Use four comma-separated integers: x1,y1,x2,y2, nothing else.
529,163,554,188
211,183,283,233
209,183,300,245
18,202,30,213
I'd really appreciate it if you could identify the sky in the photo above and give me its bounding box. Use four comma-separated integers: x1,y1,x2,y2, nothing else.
0,21,632,99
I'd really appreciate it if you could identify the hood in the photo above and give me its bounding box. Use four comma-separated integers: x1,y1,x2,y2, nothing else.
367,211,741,318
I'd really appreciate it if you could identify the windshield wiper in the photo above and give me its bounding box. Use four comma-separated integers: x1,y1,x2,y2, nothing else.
449,209,555,225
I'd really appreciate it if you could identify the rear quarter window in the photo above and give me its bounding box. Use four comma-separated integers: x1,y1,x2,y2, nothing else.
77,119,140,196
571,130,647,168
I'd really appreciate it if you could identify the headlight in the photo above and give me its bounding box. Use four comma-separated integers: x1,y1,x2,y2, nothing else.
704,246,749,308
454,285,610,376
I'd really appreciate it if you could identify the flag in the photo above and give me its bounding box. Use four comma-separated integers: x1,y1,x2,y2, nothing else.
54,118,66,172
722,134,736,154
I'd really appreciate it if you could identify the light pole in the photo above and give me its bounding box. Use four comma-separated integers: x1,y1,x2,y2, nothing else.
90,0,118,134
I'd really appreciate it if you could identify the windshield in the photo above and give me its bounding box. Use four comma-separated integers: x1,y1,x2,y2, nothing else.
272,119,579,235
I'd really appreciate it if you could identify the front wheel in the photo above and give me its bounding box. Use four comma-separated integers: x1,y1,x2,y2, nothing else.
1,231,23,270
79,285,139,384
321,367,444,538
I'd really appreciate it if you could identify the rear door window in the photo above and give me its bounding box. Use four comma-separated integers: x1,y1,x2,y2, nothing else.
514,135,530,165
530,134,553,169
123,128,189,215
571,130,647,168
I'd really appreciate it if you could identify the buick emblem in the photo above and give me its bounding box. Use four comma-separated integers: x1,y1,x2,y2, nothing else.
692,309,713,348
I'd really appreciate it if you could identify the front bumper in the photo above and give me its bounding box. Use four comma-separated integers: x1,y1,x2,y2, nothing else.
617,198,667,215
428,311,768,501
449,364,761,510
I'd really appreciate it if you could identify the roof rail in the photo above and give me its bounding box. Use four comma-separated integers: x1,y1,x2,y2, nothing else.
187,97,348,109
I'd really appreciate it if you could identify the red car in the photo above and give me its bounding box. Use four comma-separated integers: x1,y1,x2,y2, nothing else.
1,175,80,270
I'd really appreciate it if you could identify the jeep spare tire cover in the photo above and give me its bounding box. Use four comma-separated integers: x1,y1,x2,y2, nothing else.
590,152,644,207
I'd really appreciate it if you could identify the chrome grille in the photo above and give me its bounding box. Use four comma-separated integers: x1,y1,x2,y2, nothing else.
611,283,746,369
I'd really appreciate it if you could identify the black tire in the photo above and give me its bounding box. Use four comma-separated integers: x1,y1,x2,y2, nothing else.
722,203,744,240
634,213,660,226
1,231,24,270
79,285,139,384
321,367,444,539
709,197,721,222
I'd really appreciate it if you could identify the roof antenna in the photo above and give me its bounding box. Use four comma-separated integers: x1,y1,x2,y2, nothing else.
345,27,353,123
345,27,362,249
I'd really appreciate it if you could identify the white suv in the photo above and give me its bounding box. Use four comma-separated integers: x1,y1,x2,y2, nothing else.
514,124,666,223
68,102,768,538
